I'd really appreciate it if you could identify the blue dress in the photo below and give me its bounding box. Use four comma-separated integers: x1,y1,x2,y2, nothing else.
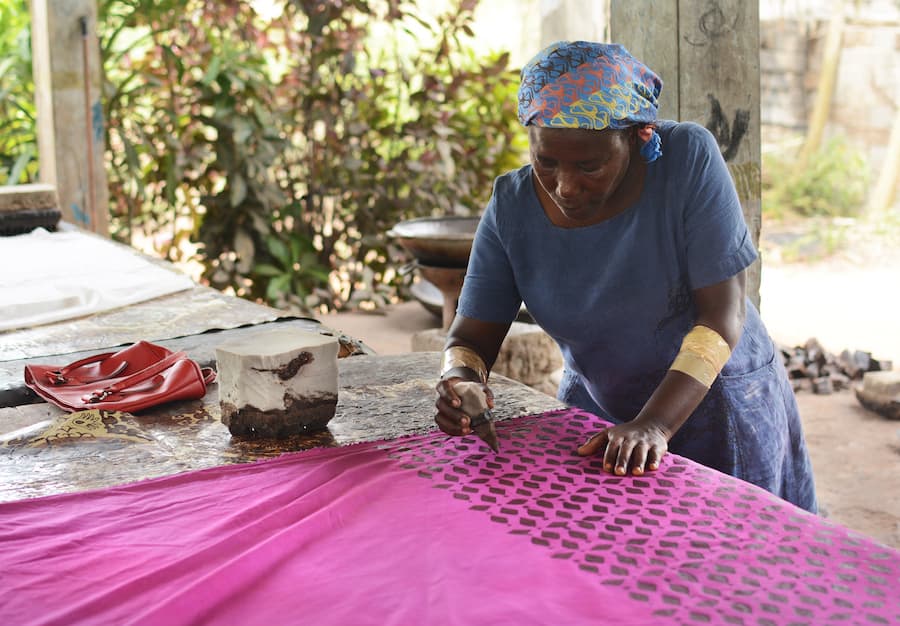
457,121,817,512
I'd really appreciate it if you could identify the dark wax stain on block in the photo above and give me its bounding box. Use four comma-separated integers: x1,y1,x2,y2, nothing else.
251,352,314,380
222,391,337,439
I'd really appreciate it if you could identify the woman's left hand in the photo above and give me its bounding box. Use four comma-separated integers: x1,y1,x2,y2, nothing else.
576,419,669,475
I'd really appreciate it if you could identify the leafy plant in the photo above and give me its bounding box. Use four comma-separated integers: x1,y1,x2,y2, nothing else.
98,0,526,313
762,135,869,220
0,0,38,185
250,228,332,309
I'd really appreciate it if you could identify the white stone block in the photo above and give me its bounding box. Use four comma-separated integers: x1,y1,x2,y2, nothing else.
855,371,900,421
216,328,339,438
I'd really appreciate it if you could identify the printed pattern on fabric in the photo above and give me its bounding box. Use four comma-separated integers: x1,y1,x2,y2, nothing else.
381,408,899,626
517,41,661,130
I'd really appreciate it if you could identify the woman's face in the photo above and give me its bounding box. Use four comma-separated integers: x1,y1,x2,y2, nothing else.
528,126,636,223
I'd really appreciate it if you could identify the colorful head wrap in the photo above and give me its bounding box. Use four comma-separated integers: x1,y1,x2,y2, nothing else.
517,41,664,162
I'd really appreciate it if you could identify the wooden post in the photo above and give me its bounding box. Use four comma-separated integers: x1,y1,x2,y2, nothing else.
610,0,762,309
867,103,900,215
30,0,108,235
795,3,845,174
608,0,680,121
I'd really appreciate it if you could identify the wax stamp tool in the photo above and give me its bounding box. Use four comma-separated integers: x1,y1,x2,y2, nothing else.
453,380,500,453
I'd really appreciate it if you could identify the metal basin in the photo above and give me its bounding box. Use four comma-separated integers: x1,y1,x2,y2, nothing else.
387,216,479,268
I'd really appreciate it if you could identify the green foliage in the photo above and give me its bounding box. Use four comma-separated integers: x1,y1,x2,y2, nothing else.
98,0,526,313
0,0,38,185
762,135,869,220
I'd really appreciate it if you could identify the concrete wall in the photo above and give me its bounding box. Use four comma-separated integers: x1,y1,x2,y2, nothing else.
826,17,899,169
760,13,899,200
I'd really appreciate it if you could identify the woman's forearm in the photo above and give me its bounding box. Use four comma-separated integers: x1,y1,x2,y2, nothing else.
632,370,710,439
637,271,748,438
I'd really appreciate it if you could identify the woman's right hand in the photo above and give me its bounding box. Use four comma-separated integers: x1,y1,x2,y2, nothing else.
434,376,495,437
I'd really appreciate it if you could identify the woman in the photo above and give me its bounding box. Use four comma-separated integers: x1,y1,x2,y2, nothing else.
434,41,817,512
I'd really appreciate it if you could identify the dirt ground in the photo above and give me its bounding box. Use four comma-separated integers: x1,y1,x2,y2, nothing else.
758,220,900,548
318,223,900,548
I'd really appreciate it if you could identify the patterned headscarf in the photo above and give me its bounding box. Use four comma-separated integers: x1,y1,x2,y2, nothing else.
517,41,663,162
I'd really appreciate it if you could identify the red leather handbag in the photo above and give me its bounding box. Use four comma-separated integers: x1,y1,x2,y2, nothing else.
24,341,216,413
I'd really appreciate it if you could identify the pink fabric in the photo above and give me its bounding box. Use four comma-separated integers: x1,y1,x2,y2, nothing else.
1,408,898,626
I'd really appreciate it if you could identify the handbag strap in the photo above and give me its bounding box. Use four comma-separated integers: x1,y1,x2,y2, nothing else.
84,351,191,403
47,351,116,385
201,368,217,385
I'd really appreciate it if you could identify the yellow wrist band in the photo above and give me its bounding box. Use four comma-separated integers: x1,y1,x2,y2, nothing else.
669,325,732,389
440,346,487,383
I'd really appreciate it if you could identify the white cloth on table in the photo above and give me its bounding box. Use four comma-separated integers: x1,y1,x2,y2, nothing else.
0,228,195,332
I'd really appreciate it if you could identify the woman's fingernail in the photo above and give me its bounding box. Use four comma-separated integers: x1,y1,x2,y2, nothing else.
615,466,626,475
633,467,644,475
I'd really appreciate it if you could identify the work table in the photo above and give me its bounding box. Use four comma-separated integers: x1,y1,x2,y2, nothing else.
0,351,562,502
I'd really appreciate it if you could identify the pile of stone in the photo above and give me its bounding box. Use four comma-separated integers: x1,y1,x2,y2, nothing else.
780,337,893,395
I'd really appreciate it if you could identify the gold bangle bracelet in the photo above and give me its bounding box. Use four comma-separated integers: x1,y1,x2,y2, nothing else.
440,346,487,383
669,325,732,389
